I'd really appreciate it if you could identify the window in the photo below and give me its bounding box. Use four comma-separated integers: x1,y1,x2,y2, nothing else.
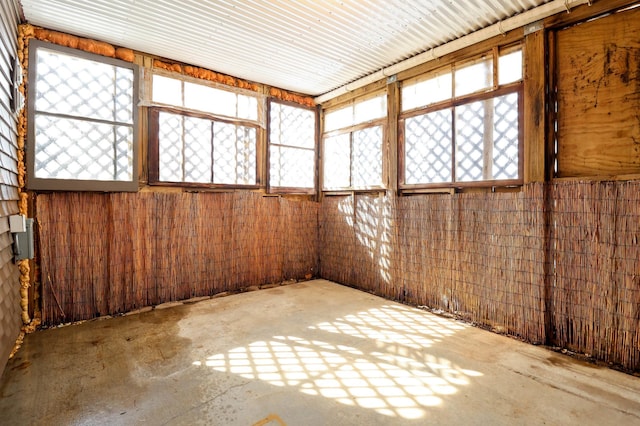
268,101,316,192
148,73,261,187
322,93,386,190
400,47,523,189
27,40,139,191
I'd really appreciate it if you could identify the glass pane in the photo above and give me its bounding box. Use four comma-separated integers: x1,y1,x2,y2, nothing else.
238,94,258,121
354,94,387,124
115,68,134,123
455,57,493,96
405,110,452,184
34,115,128,181
115,126,134,181
352,126,383,188
235,126,257,185
152,74,183,106
158,111,184,182
184,116,213,183
213,123,256,185
493,93,519,179
455,100,486,182
499,49,523,85
270,146,315,188
35,49,132,123
270,103,315,149
402,72,452,111
185,82,238,117
323,134,351,189
324,106,353,132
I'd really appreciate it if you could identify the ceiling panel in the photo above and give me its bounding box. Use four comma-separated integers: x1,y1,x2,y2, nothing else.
19,0,550,96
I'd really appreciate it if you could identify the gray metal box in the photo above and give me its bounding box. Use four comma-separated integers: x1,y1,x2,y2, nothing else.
14,218,34,261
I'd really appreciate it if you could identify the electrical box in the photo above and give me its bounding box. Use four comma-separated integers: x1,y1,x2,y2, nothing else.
14,218,34,261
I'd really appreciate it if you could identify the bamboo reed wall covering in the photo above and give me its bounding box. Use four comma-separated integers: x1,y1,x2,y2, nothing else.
547,181,640,370
37,192,318,325
36,181,640,371
320,181,640,371
320,185,547,343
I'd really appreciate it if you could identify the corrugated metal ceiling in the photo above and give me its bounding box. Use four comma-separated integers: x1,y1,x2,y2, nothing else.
19,0,550,96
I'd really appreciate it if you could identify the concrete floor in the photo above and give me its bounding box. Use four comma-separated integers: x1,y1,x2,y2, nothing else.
1,280,639,425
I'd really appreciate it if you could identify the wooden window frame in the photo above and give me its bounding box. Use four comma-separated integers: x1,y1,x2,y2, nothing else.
148,106,262,189
26,40,140,192
321,91,388,193
398,47,524,192
322,119,387,192
267,99,318,195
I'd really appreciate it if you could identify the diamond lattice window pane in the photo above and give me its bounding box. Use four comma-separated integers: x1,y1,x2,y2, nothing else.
184,116,213,183
405,110,452,184
269,102,315,189
270,103,315,149
213,123,256,185
352,126,383,188
455,100,486,182
115,68,134,123
270,146,314,188
115,126,134,181
323,134,351,189
34,115,125,181
158,112,184,182
35,49,132,123
493,93,519,179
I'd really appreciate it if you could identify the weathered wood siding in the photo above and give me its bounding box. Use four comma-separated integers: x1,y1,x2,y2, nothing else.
555,6,640,178
0,0,21,376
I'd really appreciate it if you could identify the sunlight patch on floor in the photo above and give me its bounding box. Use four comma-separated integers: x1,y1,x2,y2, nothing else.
194,304,480,419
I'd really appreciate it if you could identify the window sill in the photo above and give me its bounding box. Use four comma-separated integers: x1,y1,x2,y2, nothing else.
268,186,316,195
322,188,387,196
147,181,261,191
399,179,523,195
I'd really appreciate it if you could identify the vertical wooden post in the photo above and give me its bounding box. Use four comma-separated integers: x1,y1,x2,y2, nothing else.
387,78,400,192
257,86,270,189
523,29,546,183
136,54,152,185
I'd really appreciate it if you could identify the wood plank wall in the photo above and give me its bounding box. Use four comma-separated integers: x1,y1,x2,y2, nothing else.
0,0,21,375
555,6,640,178
36,192,319,325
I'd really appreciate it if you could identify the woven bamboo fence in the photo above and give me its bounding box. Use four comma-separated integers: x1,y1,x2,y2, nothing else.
37,191,319,325
320,184,547,343
548,181,640,369
36,180,640,370
320,182,640,370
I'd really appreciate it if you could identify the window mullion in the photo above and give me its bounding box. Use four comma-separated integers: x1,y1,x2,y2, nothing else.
181,116,186,182
210,122,215,183
349,131,355,188
483,98,494,180
451,107,457,183
27,40,138,191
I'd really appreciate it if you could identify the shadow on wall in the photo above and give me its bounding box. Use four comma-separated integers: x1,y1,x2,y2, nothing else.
320,193,399,298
